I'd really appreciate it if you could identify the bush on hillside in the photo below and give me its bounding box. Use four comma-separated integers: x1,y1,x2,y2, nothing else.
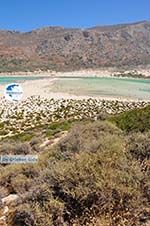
56,121,121,159
127,132,150,161
37,121,144,225
0,120,149,225
110,105,150,132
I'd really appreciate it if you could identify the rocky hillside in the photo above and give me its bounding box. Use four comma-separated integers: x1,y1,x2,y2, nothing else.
0,21,150,72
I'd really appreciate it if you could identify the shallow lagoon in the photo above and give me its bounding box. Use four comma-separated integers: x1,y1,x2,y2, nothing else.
0,76,42,84
50,77,150,100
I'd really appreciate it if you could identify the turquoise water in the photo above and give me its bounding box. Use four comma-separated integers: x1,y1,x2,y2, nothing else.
0,76,42,84
50,77,150,100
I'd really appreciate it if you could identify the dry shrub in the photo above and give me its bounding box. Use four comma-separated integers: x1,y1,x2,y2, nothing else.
0,120,149,225
0,143,13,154
13,142,31,155
57,121,121,158
11,174,32,194
12,207,35,226
0,142,31,155
48,150,143,225
0,164,39,194
127,132,150,162
127,132,150,206
39,121,144,225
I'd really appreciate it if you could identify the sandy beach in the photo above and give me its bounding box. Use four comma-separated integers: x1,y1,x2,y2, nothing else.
0,77,90,100
54,68,150,78
0,68,150,101
0,76,147,102
1,66,150,78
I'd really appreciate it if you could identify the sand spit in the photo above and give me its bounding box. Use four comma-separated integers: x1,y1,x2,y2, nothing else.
0,66,150,78
1,76,149,102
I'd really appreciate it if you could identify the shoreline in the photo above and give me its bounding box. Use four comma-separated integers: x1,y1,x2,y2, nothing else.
0,67,150,78
0,77,149,103
0,71,149,102
0,77,148,102
0,75,149,137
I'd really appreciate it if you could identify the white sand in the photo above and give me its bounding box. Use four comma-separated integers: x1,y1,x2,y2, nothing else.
0,68,150,102
1,67,150,78
22,78,90,100
0,77,88,100
15,77,148,102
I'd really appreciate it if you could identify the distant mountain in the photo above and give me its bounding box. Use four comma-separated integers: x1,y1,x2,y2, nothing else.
0,21,150,72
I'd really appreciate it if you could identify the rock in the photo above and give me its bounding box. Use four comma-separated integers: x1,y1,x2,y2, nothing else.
40,139,53,148
0,216,7,226
2,194,19,206
3,206,9,215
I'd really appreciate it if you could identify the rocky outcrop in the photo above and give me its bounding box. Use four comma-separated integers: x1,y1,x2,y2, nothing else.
1,194,19,206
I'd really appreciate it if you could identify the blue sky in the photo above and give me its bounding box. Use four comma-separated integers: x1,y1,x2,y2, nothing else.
0,0,149,31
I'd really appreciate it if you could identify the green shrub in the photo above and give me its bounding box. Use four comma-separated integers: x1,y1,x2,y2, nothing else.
11,132,34,142
45,120,75,138
109,105,150,132
0,122,5,129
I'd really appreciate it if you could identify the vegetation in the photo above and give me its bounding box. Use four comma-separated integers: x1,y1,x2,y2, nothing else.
0,105,150,225
109,104,150,132
45,120,75,138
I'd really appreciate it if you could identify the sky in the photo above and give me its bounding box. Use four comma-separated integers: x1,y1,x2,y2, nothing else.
0,0,149,31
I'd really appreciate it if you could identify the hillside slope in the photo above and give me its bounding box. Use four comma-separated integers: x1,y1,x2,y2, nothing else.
0,21,150,72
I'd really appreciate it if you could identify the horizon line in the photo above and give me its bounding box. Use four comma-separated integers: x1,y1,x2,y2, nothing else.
0,19,149,33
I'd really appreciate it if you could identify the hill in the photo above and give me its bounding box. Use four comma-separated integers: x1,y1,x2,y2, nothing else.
0,21,150,72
